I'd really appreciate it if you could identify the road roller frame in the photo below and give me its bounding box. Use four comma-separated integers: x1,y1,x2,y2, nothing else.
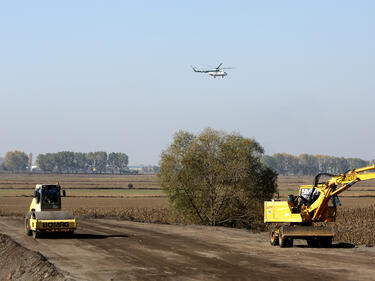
25,184,76,239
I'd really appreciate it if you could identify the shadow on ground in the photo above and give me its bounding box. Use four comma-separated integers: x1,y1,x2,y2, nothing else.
331,242,356,248
294,242,355,249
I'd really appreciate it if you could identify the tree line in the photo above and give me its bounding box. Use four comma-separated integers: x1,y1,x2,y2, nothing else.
1,150,372,176
0,151,129,174
262,153,372,176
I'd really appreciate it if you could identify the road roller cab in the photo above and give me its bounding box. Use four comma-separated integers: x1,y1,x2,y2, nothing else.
31,184,65,212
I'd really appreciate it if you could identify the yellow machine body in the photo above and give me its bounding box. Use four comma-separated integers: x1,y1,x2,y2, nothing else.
265,185,337,223
264,200,302,223
28,218,76,233
265,164,375,247
25,184,77,238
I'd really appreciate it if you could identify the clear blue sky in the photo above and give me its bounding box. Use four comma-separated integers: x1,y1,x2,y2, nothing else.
1,1,374,164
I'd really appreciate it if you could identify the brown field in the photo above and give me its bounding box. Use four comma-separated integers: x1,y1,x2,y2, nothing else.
1,173,375,215
0,188,165,197
1,173,375,280
0,196,168,215
335,205,375,246
0,173,161,189
0,173,375,246
0,173,170,223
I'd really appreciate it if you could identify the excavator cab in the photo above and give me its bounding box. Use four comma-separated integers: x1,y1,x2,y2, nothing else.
286,186,321,214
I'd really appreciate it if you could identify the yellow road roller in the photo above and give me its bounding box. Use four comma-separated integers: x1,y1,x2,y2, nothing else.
25,183,76,238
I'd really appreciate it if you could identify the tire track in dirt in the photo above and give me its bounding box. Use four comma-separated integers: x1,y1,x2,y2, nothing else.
78,219,334,281
1,217,374,281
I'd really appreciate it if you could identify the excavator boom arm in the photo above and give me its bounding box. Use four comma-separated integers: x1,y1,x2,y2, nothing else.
331,172,375,197
308,164,375,221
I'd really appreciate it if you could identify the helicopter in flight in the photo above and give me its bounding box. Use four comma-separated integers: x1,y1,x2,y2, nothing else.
191,63,234,78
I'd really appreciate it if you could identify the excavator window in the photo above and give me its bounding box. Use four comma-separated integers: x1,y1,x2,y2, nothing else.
300,188,320,205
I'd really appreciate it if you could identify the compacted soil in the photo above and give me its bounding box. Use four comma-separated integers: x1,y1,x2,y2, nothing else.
0,217,374,281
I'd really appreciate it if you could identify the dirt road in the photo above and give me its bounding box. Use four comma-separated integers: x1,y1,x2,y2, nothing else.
0,217,374,281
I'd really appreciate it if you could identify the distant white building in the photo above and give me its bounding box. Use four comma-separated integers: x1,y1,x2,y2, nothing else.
31,165,41,172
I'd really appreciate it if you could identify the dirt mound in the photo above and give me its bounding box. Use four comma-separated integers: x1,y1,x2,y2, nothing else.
0,234,73,281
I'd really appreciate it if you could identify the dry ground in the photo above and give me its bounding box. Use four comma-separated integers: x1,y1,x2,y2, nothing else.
1,216,375,281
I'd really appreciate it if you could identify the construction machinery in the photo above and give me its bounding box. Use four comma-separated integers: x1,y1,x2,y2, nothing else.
264,164,375,247
25,183,76,238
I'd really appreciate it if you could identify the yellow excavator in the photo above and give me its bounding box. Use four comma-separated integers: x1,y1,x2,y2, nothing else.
264,164,375,247
25,183,76,239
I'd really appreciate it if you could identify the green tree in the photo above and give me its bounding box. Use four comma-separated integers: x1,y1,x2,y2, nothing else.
36,153,56,172
54,151,75,173
347,158,369,170
262,153,370,176
261,155,277,172
108,152,128,173
74,152,88,172
4,151,29,172
270,153,299,175
159,128,277,228
87,152,95,172
0,157,4,171
298,154,319,175
88,151,107,173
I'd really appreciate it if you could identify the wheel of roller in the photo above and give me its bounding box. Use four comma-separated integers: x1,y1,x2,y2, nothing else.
25,218,32,236
269,226,279,246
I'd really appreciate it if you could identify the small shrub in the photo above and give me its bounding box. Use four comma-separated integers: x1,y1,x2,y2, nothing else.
128,183,134,189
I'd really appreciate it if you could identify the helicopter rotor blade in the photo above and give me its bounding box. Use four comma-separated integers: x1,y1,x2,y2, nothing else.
216,63,223,70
